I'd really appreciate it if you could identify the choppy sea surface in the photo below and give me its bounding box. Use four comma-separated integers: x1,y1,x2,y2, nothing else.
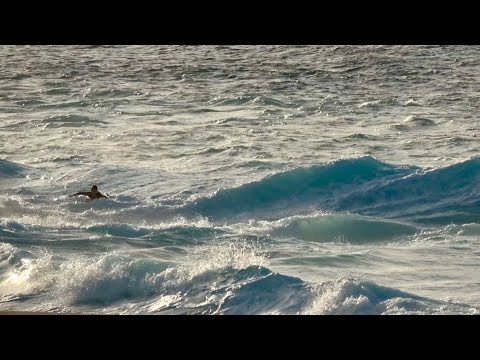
1,45,480,314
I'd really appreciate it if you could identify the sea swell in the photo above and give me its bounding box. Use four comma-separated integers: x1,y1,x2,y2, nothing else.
0,242,476,315
186,156,480,226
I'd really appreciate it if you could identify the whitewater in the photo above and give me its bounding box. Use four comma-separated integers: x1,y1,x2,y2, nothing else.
1,45,479,314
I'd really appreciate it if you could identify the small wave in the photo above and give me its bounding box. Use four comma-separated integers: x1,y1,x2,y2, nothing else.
389,124,411,132
11,73,31,80
404,99,422,106
0,243,34,268
444,223,480,236
14,99,45,107
86,224,150,238
212,269,309,315
0,249,54,296
41,114,107,128
358,100,382,108
208,95,256,106
51,155,87,163
191,108,219,113
345,133,375,140
0,221,28,234
273,214,417,243
42,88,71,96
38,101,91,110
0,159,29,178
448,136,474,145
403,115,435,126
208,95,288,108
196,147,226,155
253,96,288,107
304,277,477,315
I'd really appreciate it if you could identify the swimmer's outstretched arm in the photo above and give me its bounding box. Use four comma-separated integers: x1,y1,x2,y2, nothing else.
69,192,89,197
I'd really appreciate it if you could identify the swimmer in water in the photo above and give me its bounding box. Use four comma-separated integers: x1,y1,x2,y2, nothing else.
69,185,108,200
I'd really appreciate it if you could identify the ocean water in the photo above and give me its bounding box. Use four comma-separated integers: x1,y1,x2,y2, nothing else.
1,45,480,315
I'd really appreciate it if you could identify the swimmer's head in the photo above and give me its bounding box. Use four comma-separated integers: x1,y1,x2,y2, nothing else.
91,185,98,192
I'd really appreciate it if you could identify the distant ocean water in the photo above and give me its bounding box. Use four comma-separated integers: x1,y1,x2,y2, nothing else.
1,45,479,314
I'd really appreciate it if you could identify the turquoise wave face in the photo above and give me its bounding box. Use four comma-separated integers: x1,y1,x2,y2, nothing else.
189,156,412,219
0,159,29,178
272,214,418,243
335,156,480,224
188,156,480,225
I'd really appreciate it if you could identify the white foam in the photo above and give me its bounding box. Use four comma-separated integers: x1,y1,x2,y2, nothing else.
181,240,268,277
303,277,478,315
0,250,54,296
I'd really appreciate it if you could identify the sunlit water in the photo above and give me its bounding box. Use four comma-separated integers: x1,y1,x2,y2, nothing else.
1,45,479,314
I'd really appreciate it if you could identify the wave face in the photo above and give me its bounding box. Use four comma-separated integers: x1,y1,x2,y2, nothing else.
1,242,475,315
2,46,480,314
334,157,480,225
0,159,29,179
188,156,480,226
304,278,476,315
272,214,418,243
189,157,413,220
